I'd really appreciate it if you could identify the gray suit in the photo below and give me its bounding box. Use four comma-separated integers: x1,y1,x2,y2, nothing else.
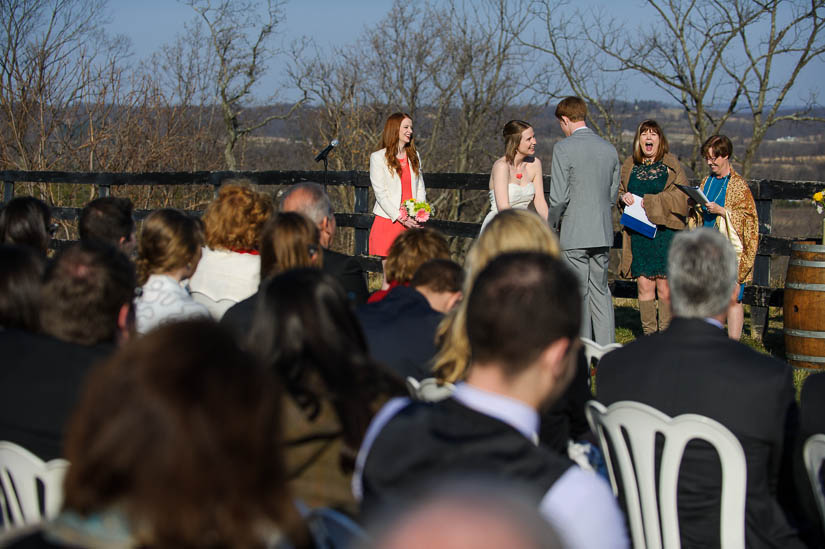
548,126,620,344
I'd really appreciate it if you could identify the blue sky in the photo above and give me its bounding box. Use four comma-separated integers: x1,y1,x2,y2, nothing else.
106,0,824,107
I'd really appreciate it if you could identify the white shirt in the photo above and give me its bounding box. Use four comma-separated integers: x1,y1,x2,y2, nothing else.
188,247,260,319
135,274,210,334
353,383,629,549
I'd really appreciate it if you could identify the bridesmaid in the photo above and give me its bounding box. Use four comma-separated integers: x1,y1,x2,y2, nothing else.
368,112,426,259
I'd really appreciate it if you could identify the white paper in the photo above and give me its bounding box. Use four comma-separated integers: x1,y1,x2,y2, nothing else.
624,194,655,228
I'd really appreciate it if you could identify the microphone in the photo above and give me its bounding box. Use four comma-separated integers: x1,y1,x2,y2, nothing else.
314,139,339,162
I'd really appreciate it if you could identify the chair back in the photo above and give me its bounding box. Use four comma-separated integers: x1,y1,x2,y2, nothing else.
803,433,825,528
304,506,369,549
580,337,621,389
406,376,455,403
0,441,70,531
585,400,746,549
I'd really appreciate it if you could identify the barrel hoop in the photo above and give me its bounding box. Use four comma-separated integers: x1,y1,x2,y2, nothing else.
785,329,825,338
786,353,825,363
789,259,825,268
786,282,825,291
791,243,825,253
792,365,825,374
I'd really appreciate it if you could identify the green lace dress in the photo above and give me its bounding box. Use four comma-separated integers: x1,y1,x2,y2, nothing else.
628,161,675,278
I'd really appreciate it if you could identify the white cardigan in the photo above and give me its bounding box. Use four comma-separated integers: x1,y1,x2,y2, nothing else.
370,149,426,222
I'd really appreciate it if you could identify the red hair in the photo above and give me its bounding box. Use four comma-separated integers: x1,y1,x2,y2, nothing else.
381,112,420,177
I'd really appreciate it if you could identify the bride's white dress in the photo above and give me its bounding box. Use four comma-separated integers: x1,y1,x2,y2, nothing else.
479,182,535,233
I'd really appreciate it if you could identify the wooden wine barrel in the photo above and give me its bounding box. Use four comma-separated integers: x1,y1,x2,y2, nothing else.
784,242,825,370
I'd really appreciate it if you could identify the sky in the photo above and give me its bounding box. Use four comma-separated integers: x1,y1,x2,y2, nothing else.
106,0,824,107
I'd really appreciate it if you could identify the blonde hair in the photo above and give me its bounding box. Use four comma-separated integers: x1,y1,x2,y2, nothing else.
384,228,450,284
136,209,204,286
203,184,272,251
434,210,560,383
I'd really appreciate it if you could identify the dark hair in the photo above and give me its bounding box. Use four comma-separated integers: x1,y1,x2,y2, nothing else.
503,120,533,165
0,244,47,332
632,119,670,163
554,96,587,122
385,228,451,284
0,196,52,254
702,134,733,160
136,209,204,285
466,252,580,376
40,241,136,345
63,320,288,548
79,197,135,247
411,258,464,293
248,269,398,466
259,211,321,279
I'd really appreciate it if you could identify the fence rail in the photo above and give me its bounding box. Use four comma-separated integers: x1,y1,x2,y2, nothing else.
3,169,823,340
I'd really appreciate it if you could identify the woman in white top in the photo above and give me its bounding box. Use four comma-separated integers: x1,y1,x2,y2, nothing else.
480,120,548,233
134,209,210,334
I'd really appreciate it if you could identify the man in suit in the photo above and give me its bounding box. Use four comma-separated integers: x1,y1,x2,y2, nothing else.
281,182,368,304
0,241,136,460
355,252,628,548
549,96,620,345
357,258,463,381
598,228,804,548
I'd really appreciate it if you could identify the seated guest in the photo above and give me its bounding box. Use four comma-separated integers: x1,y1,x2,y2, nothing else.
280,182,368,304
2,320,301,548
79,196,136,255
0,195,55,254
0,244,47,332
0,241,135,460
355,253,628,548
220,211,321,339
248,269,399,516
189,183,272,318
368,227,450,303
792,374,825,546
134,209,210,334
358,258,463,381
598,228,804,548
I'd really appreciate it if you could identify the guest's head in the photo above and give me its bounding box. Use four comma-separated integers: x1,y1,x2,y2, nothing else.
40,241,136,345
280,182,336,248
0,196,53,254
136,209,204,285
503,120,535,165
435,210,560,383
248,269,395,464
384,228,450,285
465,252,580,407
411,259,464,314
632,119,670,163
382,112,419,178
0,244,47,332
202,184,272,252
259,211,322,279
668,228,738,320
79,197,135,255
62,320,289,548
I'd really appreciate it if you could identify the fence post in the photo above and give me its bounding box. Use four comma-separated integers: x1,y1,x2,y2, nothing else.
751,196,772,340
96,173,112,198
209,172,223,199
3,180,13,204
353,170,369,256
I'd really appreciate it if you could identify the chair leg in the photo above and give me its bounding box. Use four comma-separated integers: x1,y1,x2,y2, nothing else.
639,299,658,335
658,301,672,332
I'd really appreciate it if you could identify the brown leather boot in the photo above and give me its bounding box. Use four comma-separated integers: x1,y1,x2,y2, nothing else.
639,299,658,336
658,300,672,331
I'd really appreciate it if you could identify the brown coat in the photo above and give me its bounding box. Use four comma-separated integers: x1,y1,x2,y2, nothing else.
618,153,690,278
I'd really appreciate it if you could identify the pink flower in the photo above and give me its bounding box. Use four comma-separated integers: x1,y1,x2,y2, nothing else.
399,206,409,221
415,209,430,223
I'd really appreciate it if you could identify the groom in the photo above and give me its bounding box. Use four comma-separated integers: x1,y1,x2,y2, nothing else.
548,96,620,345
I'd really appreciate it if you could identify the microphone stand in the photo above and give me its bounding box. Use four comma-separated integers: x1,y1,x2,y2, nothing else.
323,155,328,185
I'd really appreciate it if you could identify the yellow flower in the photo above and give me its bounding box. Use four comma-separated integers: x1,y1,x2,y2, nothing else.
815,192,824,202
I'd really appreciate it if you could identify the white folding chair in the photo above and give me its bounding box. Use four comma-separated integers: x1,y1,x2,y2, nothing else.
580,337,621,390
585,400,747,549
803,434,825,528
405,377,455,403
0,441,69,531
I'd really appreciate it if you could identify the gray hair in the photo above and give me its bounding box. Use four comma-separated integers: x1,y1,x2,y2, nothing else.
668,228,738,318
279,182,332,225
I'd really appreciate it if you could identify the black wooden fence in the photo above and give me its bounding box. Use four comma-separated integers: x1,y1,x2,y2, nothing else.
2,169,822,340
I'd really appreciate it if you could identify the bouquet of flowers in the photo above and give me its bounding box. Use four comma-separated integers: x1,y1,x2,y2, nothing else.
399,199,433,223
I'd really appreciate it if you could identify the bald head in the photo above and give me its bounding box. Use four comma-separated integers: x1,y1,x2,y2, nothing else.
280,183,335,247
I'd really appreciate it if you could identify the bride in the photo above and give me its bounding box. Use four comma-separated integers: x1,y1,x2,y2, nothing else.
480,120,548,233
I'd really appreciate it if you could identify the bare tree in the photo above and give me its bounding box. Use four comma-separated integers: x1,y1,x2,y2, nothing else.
183,0,306,169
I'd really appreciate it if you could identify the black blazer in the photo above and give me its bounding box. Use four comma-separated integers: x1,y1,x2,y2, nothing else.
323,249,368,305
597,317,804,549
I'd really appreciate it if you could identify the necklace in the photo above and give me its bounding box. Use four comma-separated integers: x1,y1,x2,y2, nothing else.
706,174,730,205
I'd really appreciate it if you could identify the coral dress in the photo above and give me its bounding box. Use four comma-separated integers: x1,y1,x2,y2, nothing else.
369,156,413,257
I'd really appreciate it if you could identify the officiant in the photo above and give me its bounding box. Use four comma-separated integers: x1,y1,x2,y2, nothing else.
618,120,690,335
